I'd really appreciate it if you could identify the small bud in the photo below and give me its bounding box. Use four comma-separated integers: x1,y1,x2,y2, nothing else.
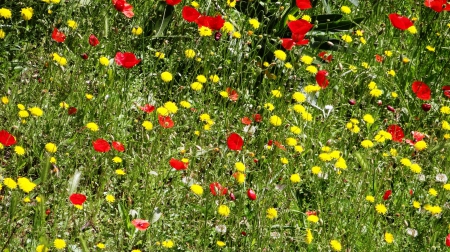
421,103,431,112
348,99,356,105
387,105,395,112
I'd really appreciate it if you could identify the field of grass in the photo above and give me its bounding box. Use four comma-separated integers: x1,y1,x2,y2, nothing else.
1,0,450,251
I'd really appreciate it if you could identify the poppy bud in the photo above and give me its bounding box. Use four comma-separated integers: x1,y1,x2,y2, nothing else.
81,53,88,60
421,103,431,112
215,32,222,41
247,189,257,200
229,192,236,201
241,231,247,236
253,158,258,163
46,209,51,215
348,99,356,105
387,105,395,112
377,100,382,106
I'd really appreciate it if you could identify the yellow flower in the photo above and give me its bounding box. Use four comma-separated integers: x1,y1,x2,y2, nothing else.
311,166,322,175
164,101,178,114
363,114,374,124
341,6,351,14
414,140,427,151
0,29,5,39
330,240,342,251
191,82,203,91
226,0,236,7
0,8,12,19
235,162,246,172
142,121,153,130
86,122,99,132
53,239,66,250
384,232,394,244
99,57,110,66
274,50,287,61
426,205,442,215
301,15,311,22
17,177,36,193
341,34,352,43
409,163,422,173
185,49,196,58
234,172,245,184
429,188,437,196
444,184,450,190
307,215,319,223
29,107,44,117
232,31,241,38
361,140,374,148
407,25,417,34
413,201,420,209
115,169,126,175
271,89,282,98
15,146,25,156
269,115,282,126
319,153,332,162
190,184,203,196
362,62,369,68
374,130,392,142
400,158,411,167
218,205,230,217
19,110,30,118
290,173,301,183
286,138,297,146
365,195,375,203
387,70,396,76
301,55,313,65
21,7,33,21
132,26,143,35
67,20,77,29
370,89,383,97
290,126,301,134
266,208,278,219
45,143,57,153
384,50,393,57
162,240,174,248
85,94,94,100
105,194,115,203
264,103,275,111
96,243,106,249
3,178,17,189
249,18,260,29
112,156,122,163
50,157,57,164
294,145,304,153
36,244,49,252
180,101,191,108
155,52,165,59
222,21,234,32
375,204,387,214
1,96,8,104
18,104,25,110
217,241,226,247
209,75,220,83
335,157,347,169
199,26,212,36
426,45,435,52
391,92,398,98
161,72,173,82
402,57,410,63
360,37,366,44
305,66,318,74
280,157,288,164
305,229,313,244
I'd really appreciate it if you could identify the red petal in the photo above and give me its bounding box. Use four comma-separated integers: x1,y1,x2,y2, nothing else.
68,107,77,115
158,115,174,128
446,234,450,247
0,130,16,146
112,0,134,18
89,34,99,46
442,86,450,98
412,81,431,100
92,138,111,152
115,52,141,69
288,20,314,35
69,193,86,205
387,125,404,143
166,0,182,5
296,0,312,10
241,117,252,125
112,141,125,152
226,87,239,101
247,189,257,200
52,28,66,43
388,13,414,30
252,114,262,123
412,131,425,141
274,141,286,150
316,70,329,88
209,182,228,196
131,219,150,231
375,54,384,63
169,158,187,170
182,6,200,22
383,190,392,200
424,0,447,12
139,104,155,113
281,38,295,50
227,133,243,151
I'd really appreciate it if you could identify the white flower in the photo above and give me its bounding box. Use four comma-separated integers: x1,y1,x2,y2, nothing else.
436,173,448,183
215,224,227,234
406,228,418,237
418,174,426,182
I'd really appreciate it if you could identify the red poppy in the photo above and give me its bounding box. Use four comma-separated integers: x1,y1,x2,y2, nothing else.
80,53,88,60
139,104,155,113
131,219,150,231
92,138,111,152
388,13,413,30
207,15,225,31
0,130,16,146
247,189,257,200
169,158,188,170
387,125,404,143
412,81,431,100
318,51,333,62
226,87,239,101
166,0,182,5
227,133,243,151
412,131,425,141
112,141,125,152
424,0,450,12
442,86,450,98
288,20,314,35
115,52,141,69
296,0,312,10
241,117,252,125
69,193,86,205
409,189,413,195
446,233,450,247
306,210,317,216
315,70,329,88
209,182,228,196
375,54,384,63
182,6,200,22
52,28,66,43
383,190,392,200
281,37,309,50
253,114,262,123
158,115,174,128
68,107,77,115
89,34,99,46
112,0,134,18
274,141,286,150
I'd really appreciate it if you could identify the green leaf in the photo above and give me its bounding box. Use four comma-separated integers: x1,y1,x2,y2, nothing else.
311,14,343,23
315,18,365,32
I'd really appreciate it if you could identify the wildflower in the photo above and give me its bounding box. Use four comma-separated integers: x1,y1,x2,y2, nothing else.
368,82,377,89
385,50,393,57
365,195,375,203
266,208,278,219
218,205,230,217
15,146,25,156
306,66,318,74
132,26,143,35
233,172,245,183
409,164,422,173
294,145,304,153
53,239,66,250
161,72,173,82
341,6,351,14
300,55,313,65
199,26,212,36
330,240,342,251
363,114,374,124
86,122,99,132
232,31,241,38
3,178,17,189
402,57,410,63
235,162,246,172
1,96,8,104
301,15,311,22
190,184,203,195
99,57,110,66
370,88,383,97
406,228,418,237
436,174,448,183
407,25,417,34
115,52,140,68
311,166,322,175
285,63,293,69
388,70,396,76
19,110,30,118
0,8,12,19
155,52,165,59
164,102,178,114
191,82,203,91
217,241,226,247
18,178,36,193
414,140,427,151
385,232,394,243
21,7,33,21
429,188,438,196
443,184,450,190
97,243,106,249
305,229,313,244
269,115,282,126
29,107,43,117
112,0,134,18
335,157,347,169
426,45,435,52
361,140,374,148
264,103,275,111
142,121,153,130
280,157,289,164
426,205,442,215
36,244,49,252
341,34,352,43
413,201,421,209
290,173,301,183
185,49,196,58
374,130,392,143
290,126,302,134
50,157,57,164
180,101,191,108
249,18,260,29
67,20,77,29
52,53,67,66
307,215,319,223
362,62,369,68
271,89,282,98
131,219,150,231
400,158,411,167
112,157,122,163
115,169,126,175
105,194,115,203
360,37,366,44
375,204,387,214
162,240,174,248
274,50,287,61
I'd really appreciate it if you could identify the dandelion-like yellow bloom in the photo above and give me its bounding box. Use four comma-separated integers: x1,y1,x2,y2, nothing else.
105,194,115,203
311,166,322,175
15,146,25,156
232,31,241,38
305,229,313,244
361,140,374,148
190,184,203,196
180,101,191,108
142,121,153,130
235,162,246,172
290,126,301,134
290,173,301,183
335,157,347,169
18,110,30,118
1,96,8,104
53,239,66,250
21,7,33,21
191,82,203,91
319,153,332,162
161,72,173,82
218,205,230,217
300,55,313,65
294,145,304,153
330,240,342,251
384,232,394,243
409,163,422,173
132,26,143,35
375,204,387,214
305,66,318,74
185,49,196,59
293,104,306,113
222,22,234,32
3,178,17,189
280,157,289,164
362,62,369,68
307,215,319,223
196,75,207,83
340,6,351,14
413,201,420,209
217,241,226,247
363,114,374,124
271,89,282,98
360,37,366,44
407,25,417,34
86,122,99,132
99,56,109,66
400,158,411,167
162,240,174,248
234,172,245,184
115,169,126,175
155,52,165,59
29,107,44,117
341,34,352,43
292,92,306,103
428,188,437,196
45,143,57,153
164,101,178,114
209,75,220,83
274,50,287,61
249,18,260,29
112,157,122,163
266,208,278,219
365,195,375,203
301,15,311,22
269,115,282,126
0,8,12,19
67,20,77,29
17,177,36,193
370,88,383,97
414,140,427,151
199,26,212,36
0,29,5,39
36,244,48,252
426,45,435,52
97,243,106,249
